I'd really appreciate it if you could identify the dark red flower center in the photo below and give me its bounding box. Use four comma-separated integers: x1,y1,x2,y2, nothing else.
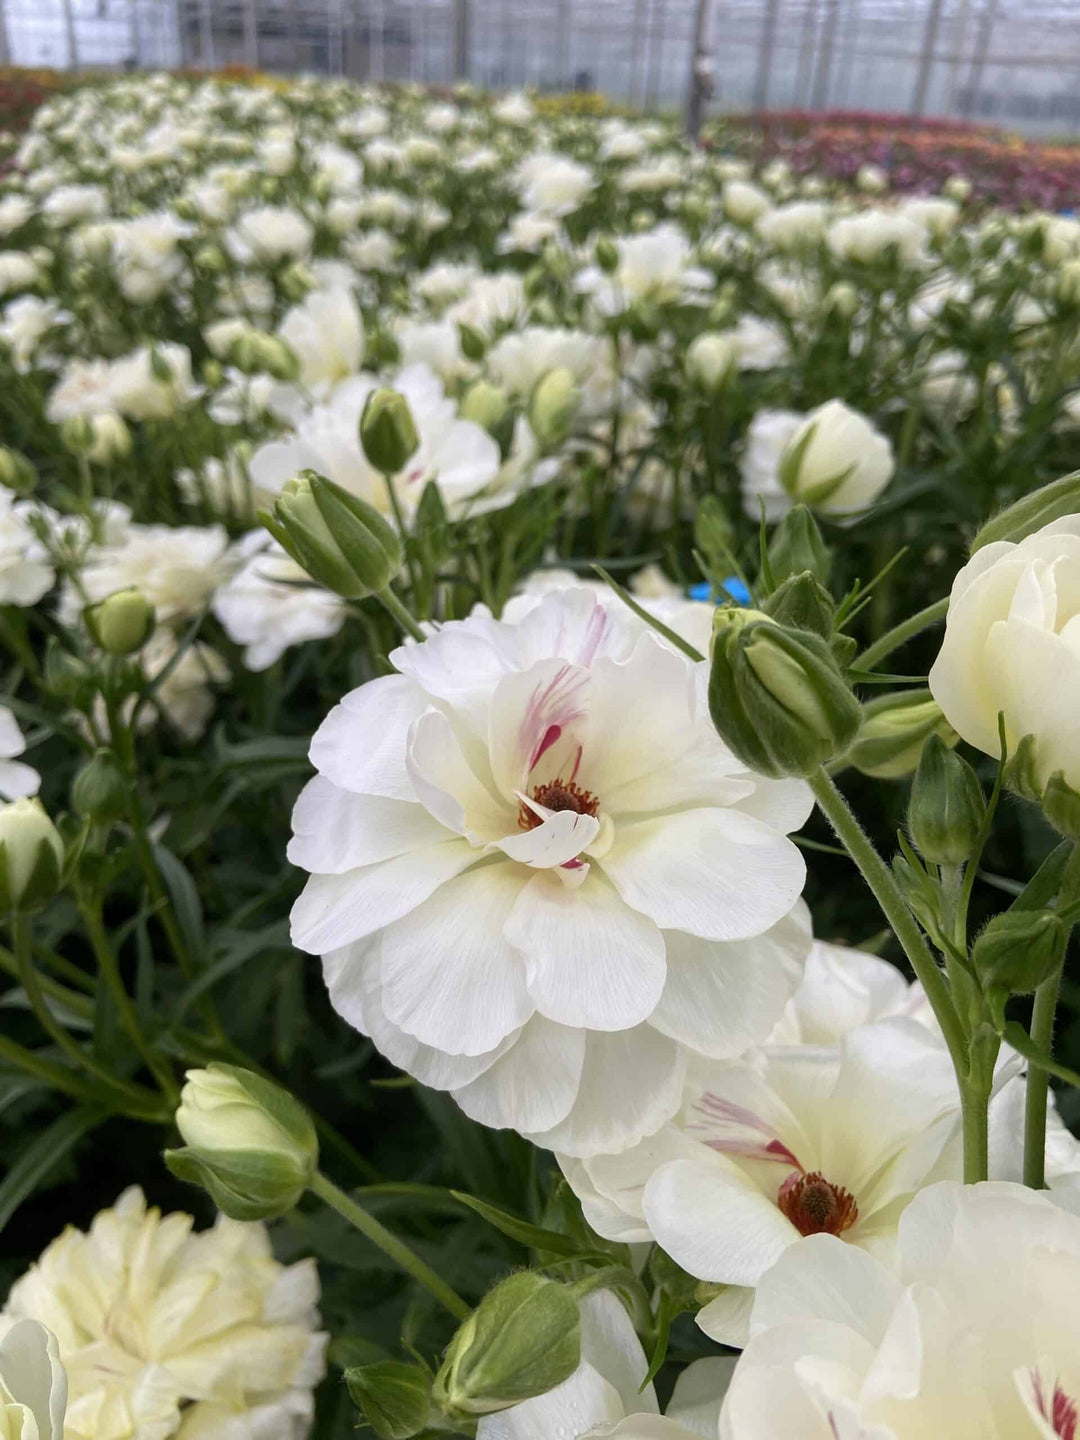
518,778,599,830
777,1170,858,1238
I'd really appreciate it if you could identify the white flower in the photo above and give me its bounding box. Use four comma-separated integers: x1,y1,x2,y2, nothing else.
477,1291,728,1440
723,179,772,225
46,360,117,423
827,208,928,266
620,155,685,194
73,521,231,625
917,347,979,416
249,364,500,524
495,212,561,254
740,408,805,522
900,195,960,240
732,315,790,371
3,1187,326,1440
0,1318,67,1440
0,296,68,374
856,161,888,193
393,319,471,384
230,206,313,264
492,91,534,126
686,331,739,391
290,587,812,1157
599,124,648,162
0,252,39,296
138,632,230,741
0,491,54,606
515,152,596,216
577,224,713,315
41,183,107,226
110,211,194,303
0,705,39,801
767,938,931,1047
755,200,830,250
487,327,610,410
444,272,525,337
277,286,364,395
781,399,895,516
507,567,716,658
0,194,33,235
343,228,397,270
107,342,199,421
415,261,479,307
213,532,345,671
929,514,1080,790
718,1180,1080,1440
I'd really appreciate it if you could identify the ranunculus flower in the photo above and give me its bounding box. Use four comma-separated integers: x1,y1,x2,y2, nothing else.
719,1180,1080,1439
214,532,345,671
576,224,713,315
929,515,1080,790
827,208,928,266
780,398,895,517
3,1187,327,1440
277,286,364,396
0,490,55,606
70,521,232,625
290,588,812,1156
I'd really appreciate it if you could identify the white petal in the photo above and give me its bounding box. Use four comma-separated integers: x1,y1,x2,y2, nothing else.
667,1357,738,1439
378,863,534,1055
322,940,509,1088
0,705,26,761
526,1026,685,1157
0,759,39,801
506,870,666,1030
603,809,806,941
748,1232,901,1345
477,1363,625,1440
491,807,600,868
288,776,449,872
406,706,509,839
486,656,591,800
309,674,425,800
452,1015,585,1133
732,774,815,834
696,1286,756,1348
579,1289,658,1415
643,1155,797,1285
290,839,476,953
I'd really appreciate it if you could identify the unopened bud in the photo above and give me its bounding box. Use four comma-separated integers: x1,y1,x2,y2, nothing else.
907,732,986,865
194,243,226,273
433,1272,579,1420
72,749,128,821
229,331,299,381
766,504,832,586
457,322,486,362
686,331,738,393
261,470,402,600
971,469,1080,551
1041,770,1080,842
360,389,420,475
346,1361,432,1440
973,909,1065,1000
762,571,836,639
825,281,859,319
0,446,37,493
280,260,315,302
62,413,131,465
165,1063,318,1220
0,798,64,911
846,689,957,779
460,380,509,433
595,236,619,274
708,612,861,778
528,367,580,449
84,588,155,656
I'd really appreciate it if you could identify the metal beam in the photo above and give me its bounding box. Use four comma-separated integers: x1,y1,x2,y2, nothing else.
645,0,669,110
811,0,840,109
685,0,713,138
912,0,945,116
962,0,999,119
630,0,649,106
753,0,781,109
453,0,469,79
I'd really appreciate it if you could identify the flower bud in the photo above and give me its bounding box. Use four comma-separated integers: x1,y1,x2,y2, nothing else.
457,322,486,362
165,1062,318,1220
84,588,155,656
346,1361,431,1440
360,389,420,475
460,380,509,433
973,909,1065,999
971,469,1080,551
0,446,37,493
595,235,619,273
780,400,895,515
43,642,94,707
279,260,315,302
766,504,832,586
1041,770,1080,841
943,174,972,202
528,367,580,449
906,732,986,864
825,281,859,319
229,331,299,381
366,328,401,368
0,798,64,912
72,749,128,822
686,331,738,393
846,689,958,779
433,1272,579,1420
761,571,835,639
79,412,132,465
261,471,402,600
709,612,861,778
194,243,226,273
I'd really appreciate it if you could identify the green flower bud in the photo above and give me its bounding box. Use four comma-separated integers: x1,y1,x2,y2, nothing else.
280,261,316,302
84,588,155,656
360,389,420,475
460,380,509,432
367,329,401,368
72,749,128,822
766,505,832,586
1041,770,1080,841
165,1062,319,1221
892,851,948,951
846,689,958,779
0,446,37,494
457,322,486,362
523,264,546,301
194,243,226,273
261,471,402,600
625,301,661,341
709,612,861,777
66,412,131,465
0,798,64,912
762,571,836,640
595,236,619,274
973,909,1066,999
971,469,1080,552
43,642,94,707
907,732,986,865
432,1272,580,1420
229,331,300,381
202,358,224,389
528,367,580,449
149,348,173,383
686,331,738,393
345,1361,431,1440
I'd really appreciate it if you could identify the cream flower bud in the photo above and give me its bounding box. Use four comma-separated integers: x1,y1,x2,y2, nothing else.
261,471,402,600
528,367,580,449
360,388,420,475
166,1062,318,1220
0,798,64,911
846,689,957,779
460,380,509,433
686,331,738,393
722,179,771,225
0,1319,67,1440
780,399,895,516
84,587,155,656
0,446,37,493
856,162,887,193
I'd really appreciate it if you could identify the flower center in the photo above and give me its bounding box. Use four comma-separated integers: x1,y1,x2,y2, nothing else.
777,1170,858,1238
518,778,599,831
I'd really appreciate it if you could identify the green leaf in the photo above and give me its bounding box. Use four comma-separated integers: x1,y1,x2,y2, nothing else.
0,1105,106,1233
640,1290,672,1391
151,843,205,960
1009,840,1072,914
591,565,705,662
450,1192,583,1256
169,920,292,1023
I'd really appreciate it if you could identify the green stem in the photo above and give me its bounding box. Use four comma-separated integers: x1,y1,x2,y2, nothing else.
0,943,93,1020
810,768,967,1069
309,1170,470,1321
375,586,426,643
381,471,419,597
856,596,949,673
77,891,180,1103
961,1081,990,1183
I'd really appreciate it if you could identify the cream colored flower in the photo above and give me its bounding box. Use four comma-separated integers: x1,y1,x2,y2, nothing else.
3,1187,327,1440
